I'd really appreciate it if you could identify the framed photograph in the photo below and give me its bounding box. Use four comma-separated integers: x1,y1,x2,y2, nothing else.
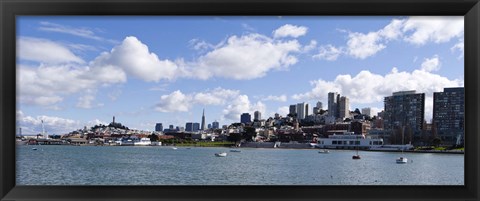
1,0,479,200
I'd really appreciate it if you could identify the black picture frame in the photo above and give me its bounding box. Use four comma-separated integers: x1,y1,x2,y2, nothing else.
1,0,479,200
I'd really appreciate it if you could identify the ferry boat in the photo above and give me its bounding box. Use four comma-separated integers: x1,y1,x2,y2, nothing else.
316,132,383,150
134,138,152,146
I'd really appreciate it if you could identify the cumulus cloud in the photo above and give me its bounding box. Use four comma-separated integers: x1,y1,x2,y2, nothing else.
314,16,463,60
292,65,463,122
420,55,441,72
451,38,464,58
402,16,464,45
154,88,240,112
192,33,301,80
222,95,266,121
92,36,180,82
313,45,343,61
262,95,288,102
17,37,84,64
273,24,308,38
16,110,80,134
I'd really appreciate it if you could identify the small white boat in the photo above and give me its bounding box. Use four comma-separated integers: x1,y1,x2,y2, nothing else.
318,149,329,154
396,157,408,164
215,152,227,157
171,147,178,150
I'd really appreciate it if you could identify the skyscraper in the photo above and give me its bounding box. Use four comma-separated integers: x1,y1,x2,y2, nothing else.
433,87,464,145
384,90,425,131
254,111,262,121
361,108,372,117
212,121,220,129
328,92,338,118
313,101,323,115
155,123,163,132
201,109,206,130
289,104,297,116
240,113,251,124
339,96,350,119
296,102,306,120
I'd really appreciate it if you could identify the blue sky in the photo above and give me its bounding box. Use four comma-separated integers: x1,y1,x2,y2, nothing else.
16,16,464,135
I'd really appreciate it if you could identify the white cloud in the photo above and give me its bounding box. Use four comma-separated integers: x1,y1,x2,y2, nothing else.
303,40,317,52
76,94,96,109
262,95,287,102
451,39,464,58
292,66,463,122
155,90,192,112
420,55,441,72
155,88,240,112
313,45,343,61
193,33,301,80
38,21,117,43
273,24,308,38
16,110,80,135
402,16,464,45
277,106,290,116
346,32,386,59
92,36,180,82
17,37,84,64
222,95,266,121
315,17,463,60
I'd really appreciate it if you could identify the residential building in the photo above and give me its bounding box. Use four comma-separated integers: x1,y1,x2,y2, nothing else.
186,122,200,132
254,111,262,121
339,96,349,119
328,92,338,118
241,113,251,124
361,108,371,117
384,90,425,132
297,102,306,120
433,87,464,145
289,104,297,116
313,101,323,114
155,123,163,132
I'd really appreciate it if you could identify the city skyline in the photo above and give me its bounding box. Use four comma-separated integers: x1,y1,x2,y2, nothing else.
16,16,464,134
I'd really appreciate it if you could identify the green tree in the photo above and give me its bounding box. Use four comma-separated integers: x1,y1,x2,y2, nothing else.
242,127,257,142
432,137,442,147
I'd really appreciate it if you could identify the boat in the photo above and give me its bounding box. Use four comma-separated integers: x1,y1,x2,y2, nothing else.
396,157,408,164
171,147,178,150
134,138,152,146
316,132,383,150
230,149,241,152
318,149,329,154
32,148,37,150
215,152,227,157
396,126,408,164
353,135,361,160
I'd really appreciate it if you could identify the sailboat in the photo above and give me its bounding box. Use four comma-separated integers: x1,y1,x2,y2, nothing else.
352,136,361,159
396,126,408,164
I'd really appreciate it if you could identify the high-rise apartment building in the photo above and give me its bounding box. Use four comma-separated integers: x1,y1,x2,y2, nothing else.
433,87,464,144
384,90,425,131
328,92,338,118
313,101,323,114
254,111,262,121
361,108,372,117
240,113,251,124
289,104,297,116
155,123,163,132
339,96,350,119
185,122,200,132
296,102,306,120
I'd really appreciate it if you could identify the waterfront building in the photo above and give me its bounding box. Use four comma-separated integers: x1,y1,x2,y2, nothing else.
384,90,425,132
155,123,163,132
339,96,350,120
361,108,371,117
169,125,174,130
212,121,220,129
289,104,297,116
328,92,338,118
241,113,251,124
201,109,206,130
254,111,262,121
433,87,465,145
297,102,307,120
